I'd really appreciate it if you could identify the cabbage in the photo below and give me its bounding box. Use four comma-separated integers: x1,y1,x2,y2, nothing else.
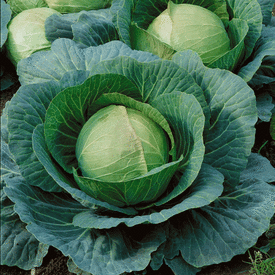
147,2,231,65
5,7,60,65
45,0,112,13
6,0,48,15
76,105,169,182
2,38,274,275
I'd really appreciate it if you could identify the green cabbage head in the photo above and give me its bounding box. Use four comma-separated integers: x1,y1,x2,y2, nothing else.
72,99,176,207
146,2,231,65
6,7,60,65
44,0,112,13
76,105,169,182
6,0,48,15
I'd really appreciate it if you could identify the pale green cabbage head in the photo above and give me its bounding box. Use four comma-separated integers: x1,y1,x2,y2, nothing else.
6,7,60,65
45,0,112,13
6,0,48,15
146,1,231,65
76,105,169,182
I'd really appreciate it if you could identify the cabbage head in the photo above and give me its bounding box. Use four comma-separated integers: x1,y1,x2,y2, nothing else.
75,104,171,206
45,0,112,13
6,0,48,15
2,39,275,275
146,2,231,65
114,0,264,74
6,7,60,65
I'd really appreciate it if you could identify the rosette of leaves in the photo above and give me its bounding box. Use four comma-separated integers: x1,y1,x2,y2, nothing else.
1,39,275,274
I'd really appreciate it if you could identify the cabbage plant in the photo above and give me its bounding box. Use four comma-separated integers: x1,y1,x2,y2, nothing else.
129,0,261,73
108,0,275,82
1,38,275,275
145,2,231,65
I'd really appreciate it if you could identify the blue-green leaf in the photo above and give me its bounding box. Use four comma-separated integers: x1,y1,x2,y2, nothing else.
17,39,159,86
72,13,119,48
45,13,74,42
111,0,135,46
226,0,262,60
7,81,63,192
1,180,49,270
1,0,12,48
4,176,166,275
256,92,274,122
240,153,275,183
1,138,20,181
163,179,275,268
239,24,275,83
72,163,223,229
165,256,201,275
150,92,206,204
257,0,275,25
173,50,258,189
209,18,248,71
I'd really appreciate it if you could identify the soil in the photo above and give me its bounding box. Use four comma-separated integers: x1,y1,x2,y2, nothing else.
1,6,275,274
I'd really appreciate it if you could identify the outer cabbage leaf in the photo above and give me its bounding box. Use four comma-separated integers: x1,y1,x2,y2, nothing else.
1,102,20,179
17,39,160,86
0,0,17,91
1,180,49,270
240,152,275,183
238,23,275,83
257,0,275,25
6,80,64,192
172,50,258,190
110,0,136,45
72,164,224,229
208,18,248,71
225,0,262,60
255,92,274,122
45,9,118,48
3,175,167,275
1,117,49,270
1,0,12,48
158,179,275,269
